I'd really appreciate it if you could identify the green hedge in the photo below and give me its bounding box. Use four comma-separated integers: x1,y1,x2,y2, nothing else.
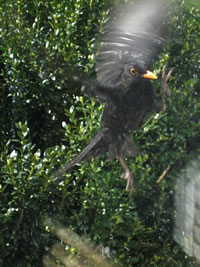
0,0,200,266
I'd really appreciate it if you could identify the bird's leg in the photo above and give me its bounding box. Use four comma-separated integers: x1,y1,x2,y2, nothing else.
161,65,174,112
117,156,134,192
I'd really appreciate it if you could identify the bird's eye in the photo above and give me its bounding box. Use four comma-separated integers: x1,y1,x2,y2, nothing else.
130,68,137,75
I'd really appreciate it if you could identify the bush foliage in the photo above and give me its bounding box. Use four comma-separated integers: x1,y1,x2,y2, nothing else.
0,0,200,266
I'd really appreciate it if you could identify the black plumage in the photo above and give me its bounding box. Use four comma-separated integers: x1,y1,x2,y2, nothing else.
54,0,172,192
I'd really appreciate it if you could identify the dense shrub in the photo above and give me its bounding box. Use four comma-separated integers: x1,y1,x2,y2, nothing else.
0,0,200,266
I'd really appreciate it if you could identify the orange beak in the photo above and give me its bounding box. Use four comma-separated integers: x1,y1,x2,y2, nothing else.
142,70,157,80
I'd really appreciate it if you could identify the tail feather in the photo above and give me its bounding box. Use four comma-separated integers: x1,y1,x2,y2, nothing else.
53,130,106,182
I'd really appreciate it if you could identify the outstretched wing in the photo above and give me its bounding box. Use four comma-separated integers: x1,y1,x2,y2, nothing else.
96,0,167,88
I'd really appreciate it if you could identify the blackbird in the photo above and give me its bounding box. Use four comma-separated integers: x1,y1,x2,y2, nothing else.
54,0,172,192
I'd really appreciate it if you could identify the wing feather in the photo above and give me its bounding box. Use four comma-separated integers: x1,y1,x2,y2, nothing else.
96,0,167,87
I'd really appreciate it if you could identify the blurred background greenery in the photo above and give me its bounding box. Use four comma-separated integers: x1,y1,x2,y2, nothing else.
0,0,200,266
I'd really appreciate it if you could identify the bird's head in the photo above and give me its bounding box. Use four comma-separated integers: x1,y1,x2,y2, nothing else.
121,60,157,89
96,0,166,90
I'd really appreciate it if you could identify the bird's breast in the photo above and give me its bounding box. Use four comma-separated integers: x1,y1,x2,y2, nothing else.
101,83,154,138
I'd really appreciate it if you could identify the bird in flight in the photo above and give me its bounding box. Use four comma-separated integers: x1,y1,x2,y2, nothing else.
54,0,173,192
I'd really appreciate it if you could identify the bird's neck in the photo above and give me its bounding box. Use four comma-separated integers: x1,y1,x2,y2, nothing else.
127,79,151,95
121,79,154,106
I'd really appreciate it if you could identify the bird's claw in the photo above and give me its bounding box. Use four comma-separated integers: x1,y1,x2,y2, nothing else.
161,65,174,112
120,170,134,192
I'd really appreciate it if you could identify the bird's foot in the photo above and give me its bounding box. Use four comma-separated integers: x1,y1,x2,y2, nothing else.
117,156,134,193
161,65,174,112
120,170,134,192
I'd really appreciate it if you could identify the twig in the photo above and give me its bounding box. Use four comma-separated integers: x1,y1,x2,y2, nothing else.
157,164,171,183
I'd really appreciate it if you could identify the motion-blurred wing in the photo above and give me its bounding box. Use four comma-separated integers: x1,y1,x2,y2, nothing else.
96,0,167,88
